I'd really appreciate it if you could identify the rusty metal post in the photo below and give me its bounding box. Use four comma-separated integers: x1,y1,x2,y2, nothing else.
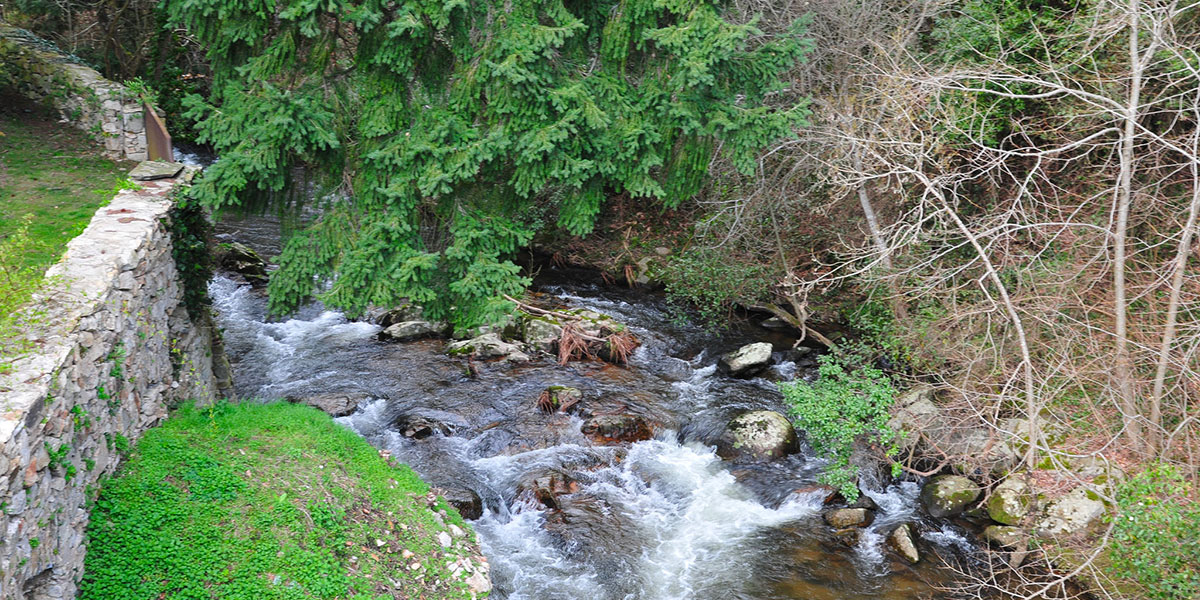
143,101,173,161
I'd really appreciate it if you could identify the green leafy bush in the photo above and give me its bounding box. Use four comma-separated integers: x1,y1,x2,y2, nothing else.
1106,464,1200,600
779,356,899,500
167,188,213,319
659,248,774,331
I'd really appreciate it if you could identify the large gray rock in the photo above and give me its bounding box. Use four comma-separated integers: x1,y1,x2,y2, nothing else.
920,474,981,518
982,525,1026,549
888,386,1020,474
128,160,183,180
716,410,797,462
434,486,483,521
214,241,269,284
522,316,563,353
887,523,920,563
717,342,774,377
446,333,530,362
988,476,1031,525
380,320,446,342
368,302,423,327
824,508,874,529
287,394,365,417
1036,486,1106,537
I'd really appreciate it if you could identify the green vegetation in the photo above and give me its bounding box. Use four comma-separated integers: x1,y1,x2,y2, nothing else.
167,188,214,318
0,97,131,331
161,0,811,331
82,401,481,600
779,356,899,500
659,247,773,331
1106,465,1200,600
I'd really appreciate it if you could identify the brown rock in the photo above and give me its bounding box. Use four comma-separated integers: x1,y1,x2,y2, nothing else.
581,414,652,444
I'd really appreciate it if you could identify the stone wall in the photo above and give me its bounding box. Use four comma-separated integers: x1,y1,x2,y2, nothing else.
0,23,149,161
0,177,224,599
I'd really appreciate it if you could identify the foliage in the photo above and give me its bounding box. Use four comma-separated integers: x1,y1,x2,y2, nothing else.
0,216,47,329
924,0,1086,146
167,187,213,319
659,247,775,331
163,0,811,332
779,355,899,500
81,401,478,600
1105,464,1200,600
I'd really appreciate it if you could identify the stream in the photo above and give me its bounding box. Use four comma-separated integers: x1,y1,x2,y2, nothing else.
206,209,979,600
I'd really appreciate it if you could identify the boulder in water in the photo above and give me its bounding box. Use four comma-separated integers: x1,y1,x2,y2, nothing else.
367,302,423,327
395,415,456,439
717,342,773,378
823,508,874,529
887,523,921,563
380,320,446,342
214,241,269,285
716,410,797,462
920,474,981,518
581,414,652,444
286,394,364,417
446,332,530,362
521,316,563,353
434,486,484,521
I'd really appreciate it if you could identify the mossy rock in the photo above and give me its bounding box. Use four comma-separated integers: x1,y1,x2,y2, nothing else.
920,474,981,518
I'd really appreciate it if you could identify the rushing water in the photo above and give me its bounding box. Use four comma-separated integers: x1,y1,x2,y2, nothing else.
207,213,977,600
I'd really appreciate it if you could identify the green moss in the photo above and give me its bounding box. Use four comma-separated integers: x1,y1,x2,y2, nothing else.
81,401,482,600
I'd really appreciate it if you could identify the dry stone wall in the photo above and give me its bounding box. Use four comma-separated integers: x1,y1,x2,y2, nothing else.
0,23,149,161
0,178,222,599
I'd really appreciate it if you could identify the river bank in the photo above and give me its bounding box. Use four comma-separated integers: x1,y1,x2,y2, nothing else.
81,401,491,599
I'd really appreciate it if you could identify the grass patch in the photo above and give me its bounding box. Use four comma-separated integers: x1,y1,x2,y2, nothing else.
0,93,133,324
81,401,486,600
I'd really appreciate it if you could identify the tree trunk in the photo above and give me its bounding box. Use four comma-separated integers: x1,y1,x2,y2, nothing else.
1113,0,1143,452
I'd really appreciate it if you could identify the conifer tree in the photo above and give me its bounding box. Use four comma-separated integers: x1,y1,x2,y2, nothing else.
167,0,812,330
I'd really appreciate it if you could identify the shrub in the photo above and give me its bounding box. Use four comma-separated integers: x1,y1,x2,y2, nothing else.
779,355,899,500
1106,464,1200,600
659,248,774,331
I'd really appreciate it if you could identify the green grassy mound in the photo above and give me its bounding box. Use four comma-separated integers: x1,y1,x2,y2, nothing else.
0,93,133,326
81,402,488,600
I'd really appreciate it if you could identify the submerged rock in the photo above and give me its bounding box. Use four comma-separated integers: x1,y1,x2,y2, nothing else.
715,410,797,462
655,357,693,382
823,508,874,529
717,342,773,377
988,476,1031,525
887,523,920,563
214,241,269,285
920,474,981,518
380,320,446,342
581,414,652,444
538,386,582,414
